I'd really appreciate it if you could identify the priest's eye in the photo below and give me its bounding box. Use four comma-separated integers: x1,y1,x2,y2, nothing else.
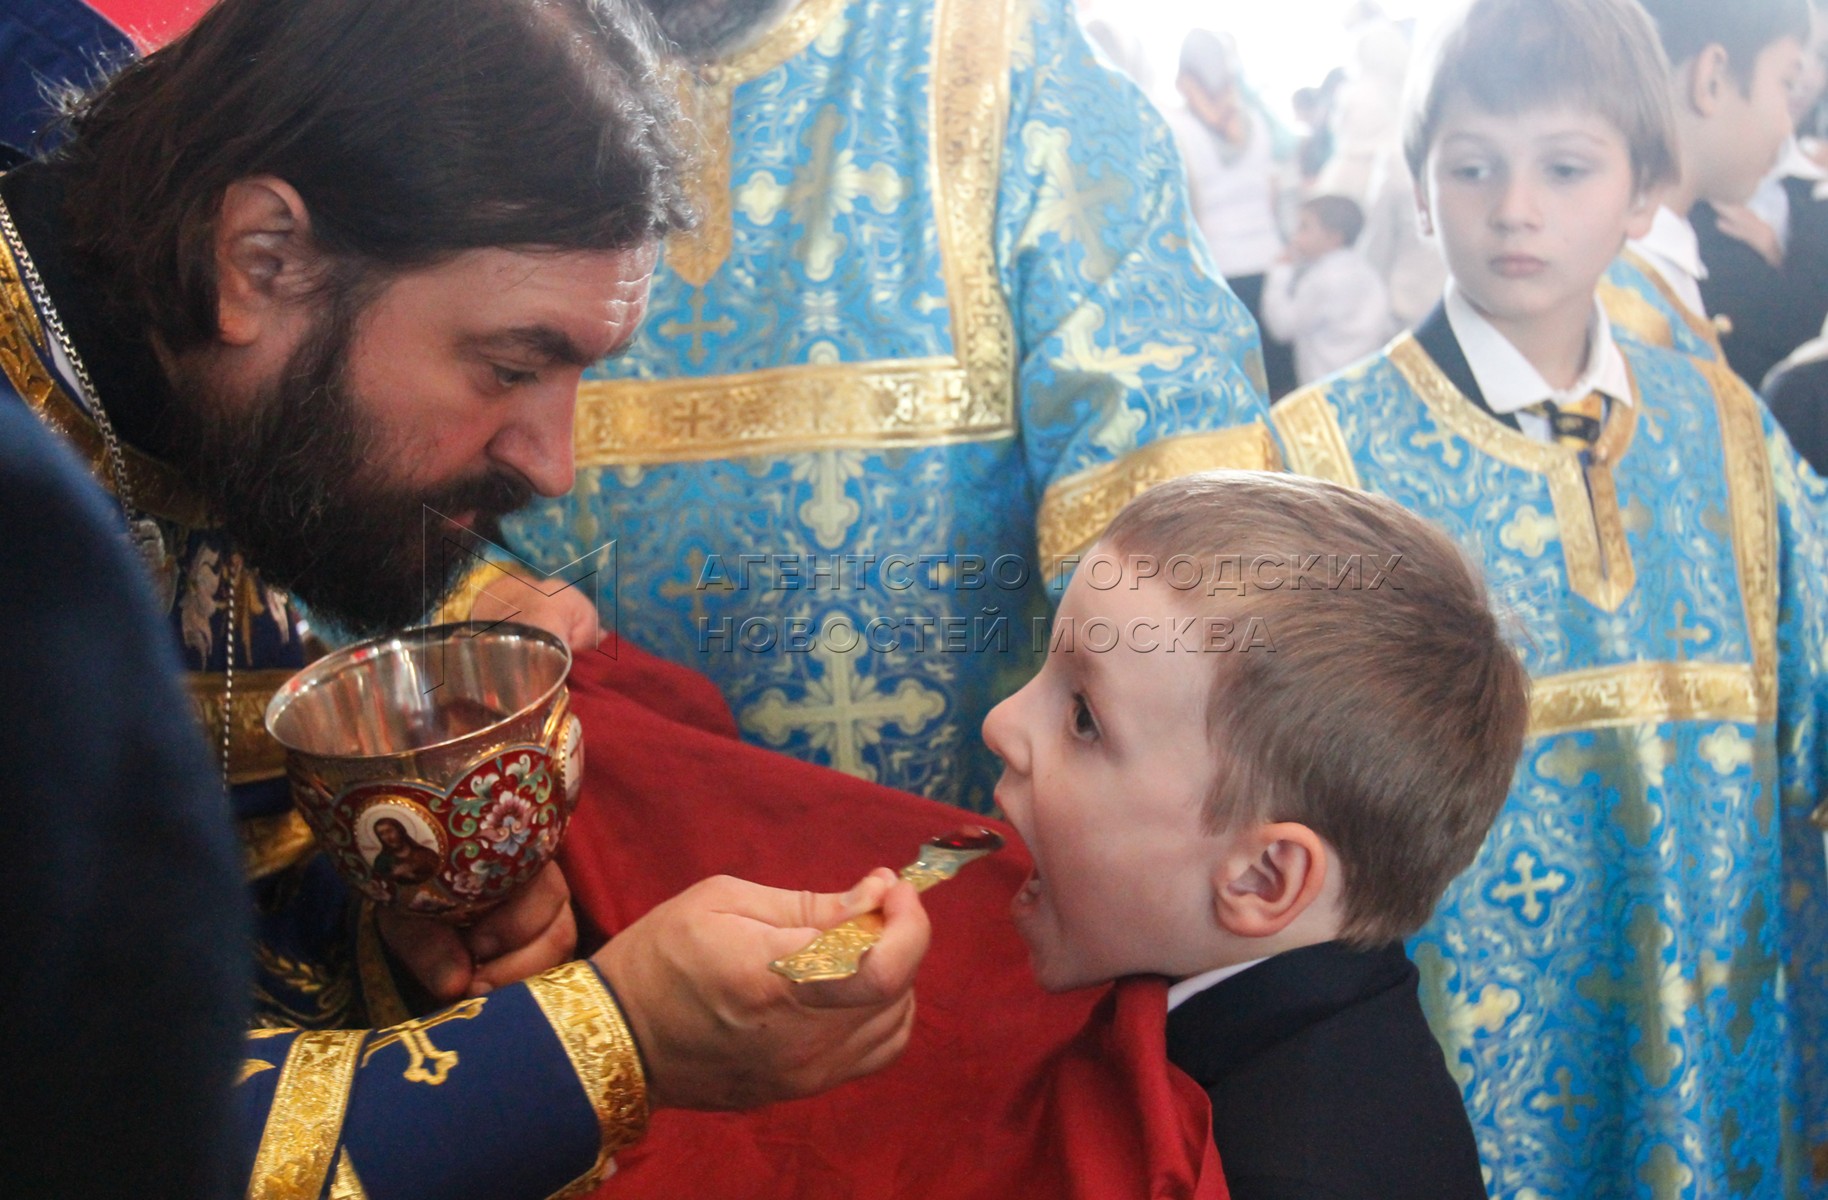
492,364,540,388
1070,692,1100,742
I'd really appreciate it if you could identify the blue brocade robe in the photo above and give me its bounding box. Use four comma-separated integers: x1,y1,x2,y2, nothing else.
502,0,1276,811
1272,330,1828,1198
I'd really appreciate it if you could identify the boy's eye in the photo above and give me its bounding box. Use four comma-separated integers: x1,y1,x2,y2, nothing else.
1547,161,1592,182
1448,161,1491,183
1070,692,1100,742
492,364,540,388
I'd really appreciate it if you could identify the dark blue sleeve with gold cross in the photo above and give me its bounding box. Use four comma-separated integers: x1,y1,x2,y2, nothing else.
233,960,647,1200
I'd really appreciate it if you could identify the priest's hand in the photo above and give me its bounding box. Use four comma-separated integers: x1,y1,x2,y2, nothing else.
469,577,603,654
594,869,929,1111
378,860,578,1002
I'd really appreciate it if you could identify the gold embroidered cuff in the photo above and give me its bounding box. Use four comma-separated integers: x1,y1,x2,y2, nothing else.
1035,424,1283,578
525,961,650,1197
247,1029,367,1200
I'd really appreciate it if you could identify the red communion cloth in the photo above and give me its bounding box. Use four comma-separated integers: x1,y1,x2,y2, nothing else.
557,642,1227,1200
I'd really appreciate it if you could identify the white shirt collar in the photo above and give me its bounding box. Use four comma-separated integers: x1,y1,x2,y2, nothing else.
1443,281,1633,416
1636,205,1708,283
1166,957,1270,1011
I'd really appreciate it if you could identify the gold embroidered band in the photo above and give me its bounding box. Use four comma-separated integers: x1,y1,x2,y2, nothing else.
1271,384,1362,489
328,1151,371,1200
1035,424,1282,576
246,1029,367,1200
1529,661,1764,737
574,0,1018,468
575,358,1007,465
1386,334,1640,613
1704,358,1780,715
1607,249,1724,356
525,961,650,1198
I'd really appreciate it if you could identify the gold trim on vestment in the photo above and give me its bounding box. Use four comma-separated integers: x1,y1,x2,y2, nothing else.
525,962,650,1198
930,0,1017,427
246,1029,366,1200
1270,384,1362,488
1602,249,1724,357
573,0,1017,467
575,357,1005,465
355,903,412,1028
665,0,852,288
328,1151,371,1200
1598,276,1675,351
188,667,294,786
1705,358,1781,718
1528,661,1763,737
0,228,210,526
241,810,318,882
1387,334,1639,612
1035,424,1282,574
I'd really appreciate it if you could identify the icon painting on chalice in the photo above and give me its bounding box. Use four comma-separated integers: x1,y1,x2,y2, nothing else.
356,799,449,911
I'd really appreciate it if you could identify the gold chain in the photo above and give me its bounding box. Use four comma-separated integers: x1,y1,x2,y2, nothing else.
0,193,236,793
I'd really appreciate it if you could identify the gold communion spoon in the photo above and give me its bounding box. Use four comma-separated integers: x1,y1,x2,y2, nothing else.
769,826,1005,983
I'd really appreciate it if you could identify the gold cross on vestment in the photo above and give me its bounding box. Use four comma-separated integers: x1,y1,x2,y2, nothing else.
659,291,737,365
1529,1065,1596,1131
1486,850,1568,923
360,996,488,1086
743,623,946,779
659,547,735,625
1665,601,1711,661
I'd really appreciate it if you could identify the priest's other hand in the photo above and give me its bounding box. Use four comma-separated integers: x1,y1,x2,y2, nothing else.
378,860,578,1002
594,869,929,1111
469,576,603,653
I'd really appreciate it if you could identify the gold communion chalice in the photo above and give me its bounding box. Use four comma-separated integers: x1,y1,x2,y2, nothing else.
770,826,1005,983
266,622,585,924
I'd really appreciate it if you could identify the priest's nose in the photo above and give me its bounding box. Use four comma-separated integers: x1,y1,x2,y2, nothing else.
491,380,578,497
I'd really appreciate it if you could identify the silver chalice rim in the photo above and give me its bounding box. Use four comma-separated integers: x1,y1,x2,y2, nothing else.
264,620,573,762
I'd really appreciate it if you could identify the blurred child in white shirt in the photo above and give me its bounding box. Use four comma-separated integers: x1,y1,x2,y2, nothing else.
1262,195,1396,386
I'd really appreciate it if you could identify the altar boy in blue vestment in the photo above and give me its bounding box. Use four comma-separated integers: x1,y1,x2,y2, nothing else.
1271,0,1828,1195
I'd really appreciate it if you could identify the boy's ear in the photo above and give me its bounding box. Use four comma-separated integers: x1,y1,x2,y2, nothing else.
1211,822,1330,940
1683,45,1733,119
1412,178,1435,238
214,176,317,348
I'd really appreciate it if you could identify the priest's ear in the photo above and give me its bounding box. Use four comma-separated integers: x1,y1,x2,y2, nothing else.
213,177,320,347
1210,822,1331,940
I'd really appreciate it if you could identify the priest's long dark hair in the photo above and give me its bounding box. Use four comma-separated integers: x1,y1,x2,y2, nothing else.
51,0,695,354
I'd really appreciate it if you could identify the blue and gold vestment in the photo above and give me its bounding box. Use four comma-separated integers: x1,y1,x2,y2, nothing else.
503,0,1276,811
0,164,641,1199
1601,248,1726,363
1272,327,1828,1199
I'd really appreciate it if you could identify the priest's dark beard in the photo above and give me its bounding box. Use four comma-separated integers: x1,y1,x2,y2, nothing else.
166,295,532,637
636,0,796,58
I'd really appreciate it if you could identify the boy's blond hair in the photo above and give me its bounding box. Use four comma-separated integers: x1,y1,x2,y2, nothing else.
1402,0,1680,195
1101,472,1529,946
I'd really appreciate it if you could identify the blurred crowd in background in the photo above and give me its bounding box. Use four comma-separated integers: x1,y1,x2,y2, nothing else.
1082,0,1828,411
